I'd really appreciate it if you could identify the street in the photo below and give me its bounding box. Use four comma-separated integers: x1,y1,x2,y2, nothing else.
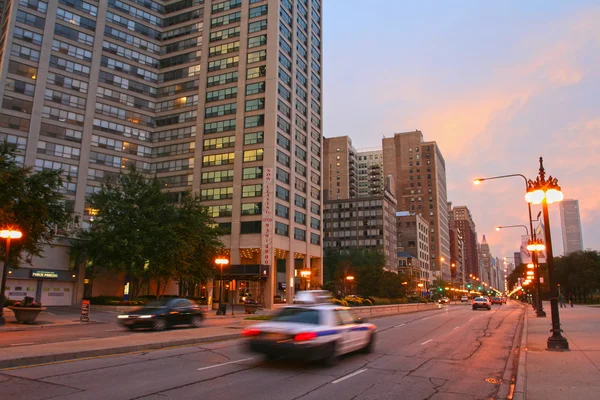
1,302,524,400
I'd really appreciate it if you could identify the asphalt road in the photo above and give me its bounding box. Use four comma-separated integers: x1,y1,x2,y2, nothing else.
0,302,524,400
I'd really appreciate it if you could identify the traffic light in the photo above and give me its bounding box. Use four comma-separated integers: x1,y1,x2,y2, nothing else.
439,288,443,292
478,286,482,290
467,284,471,289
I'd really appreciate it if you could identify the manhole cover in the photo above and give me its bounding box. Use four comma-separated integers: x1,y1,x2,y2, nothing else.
485,378,501,384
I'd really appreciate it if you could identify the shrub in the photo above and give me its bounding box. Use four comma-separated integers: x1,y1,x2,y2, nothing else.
11,296,42,308
85,296,122,305
331,298,349,307
3,299,15,307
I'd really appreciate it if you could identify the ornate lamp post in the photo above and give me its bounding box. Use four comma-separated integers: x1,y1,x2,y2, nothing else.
525,157,568,351
215,257,229,312
0,229,23,326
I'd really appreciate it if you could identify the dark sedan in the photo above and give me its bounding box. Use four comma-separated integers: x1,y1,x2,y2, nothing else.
117,298,204,331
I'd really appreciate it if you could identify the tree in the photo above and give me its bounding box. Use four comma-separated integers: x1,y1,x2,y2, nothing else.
0,142,70,265
76,168,223,299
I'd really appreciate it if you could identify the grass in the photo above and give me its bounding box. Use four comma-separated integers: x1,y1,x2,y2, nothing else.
244,315,272,320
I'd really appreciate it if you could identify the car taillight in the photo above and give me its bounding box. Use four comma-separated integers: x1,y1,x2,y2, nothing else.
242,329,260,337
294,332,317,342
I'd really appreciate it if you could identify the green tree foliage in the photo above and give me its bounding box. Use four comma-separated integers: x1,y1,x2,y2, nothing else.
0,143,70,265
323,248,405,298
554,250,600,303
75,168,223,298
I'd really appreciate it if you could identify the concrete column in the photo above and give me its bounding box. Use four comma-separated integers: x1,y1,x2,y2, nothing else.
263,254,275,309
207,278,214,307
286,251,294,304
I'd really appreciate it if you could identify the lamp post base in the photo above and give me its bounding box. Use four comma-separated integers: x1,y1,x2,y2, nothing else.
547,298,569,351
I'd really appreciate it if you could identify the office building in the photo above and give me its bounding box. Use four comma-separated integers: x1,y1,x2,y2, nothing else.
323,187,398,272
323,135,357,200
513,252,522,268
448,204,478,279
356,147,384,197
0,0,324,308
478,234,492,286
396,211,430,287
559,199,584,255
382,130,450,280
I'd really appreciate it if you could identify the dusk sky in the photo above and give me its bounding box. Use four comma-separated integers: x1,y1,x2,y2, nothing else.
323,0,600,260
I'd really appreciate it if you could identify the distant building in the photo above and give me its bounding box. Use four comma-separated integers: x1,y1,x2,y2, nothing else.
396,211,431,286
323,187,398,272
513,252,522,268
356,148,384,197
559,199,584,255
448,205,478,279
478,235,492,285
383,131,450,280
323,136,358,200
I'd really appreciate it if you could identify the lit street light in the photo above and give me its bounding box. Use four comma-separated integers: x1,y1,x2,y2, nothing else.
0,229,23,326
526,157,569,351
215,257,229,315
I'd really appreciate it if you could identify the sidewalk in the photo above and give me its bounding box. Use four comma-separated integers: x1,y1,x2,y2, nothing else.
514,302,600,399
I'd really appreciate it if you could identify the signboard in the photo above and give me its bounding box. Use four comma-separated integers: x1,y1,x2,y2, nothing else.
31,270,59,279
80,299,90,322
520,233,547,265
261,167,274,267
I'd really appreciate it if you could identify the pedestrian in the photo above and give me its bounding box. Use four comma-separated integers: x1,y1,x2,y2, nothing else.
559,292,566,308
569,292,575,307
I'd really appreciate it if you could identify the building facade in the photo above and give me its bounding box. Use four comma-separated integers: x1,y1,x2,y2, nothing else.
356,147,384,197
559,199,584,255
448,204,478,279
396,211,431,286
0,0,324,307
478,234,492,286
382,130,450,280
323,135,357,200
324,188,398,272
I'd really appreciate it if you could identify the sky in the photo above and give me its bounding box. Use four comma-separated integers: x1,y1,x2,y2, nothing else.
323,0,600,260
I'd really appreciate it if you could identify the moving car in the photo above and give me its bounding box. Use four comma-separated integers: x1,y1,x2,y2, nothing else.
242,299,376,365
117,298,205,331
472,297,491,311
460,295,469,303
490,297,503,305
439,297,450,304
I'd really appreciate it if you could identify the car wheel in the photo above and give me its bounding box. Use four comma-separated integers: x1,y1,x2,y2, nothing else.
125,326,136,331
190,315,203,328
153,318,167,331
472,306,476,310
487,307,491,311
322,342,339,367
362,332,376,354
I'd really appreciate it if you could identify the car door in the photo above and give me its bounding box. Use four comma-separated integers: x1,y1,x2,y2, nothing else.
174,299,194,324
335,309,362,353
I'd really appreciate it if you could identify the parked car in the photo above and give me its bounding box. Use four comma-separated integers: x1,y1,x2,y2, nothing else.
243,303,376,365
472,297,491,311
460,296,469,303
117,298,205,331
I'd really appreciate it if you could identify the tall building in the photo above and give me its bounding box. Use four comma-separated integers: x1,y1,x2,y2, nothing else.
382,130,450,280
356,147,384,197
559,199,584,255
448,204,478,279
0,0,324,308
323,187,398,272
396,211,431,286
513,251,522,268
323,135,357,200
478,234,492,285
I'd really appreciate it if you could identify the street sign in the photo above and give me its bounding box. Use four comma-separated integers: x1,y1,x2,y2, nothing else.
80,299,90,322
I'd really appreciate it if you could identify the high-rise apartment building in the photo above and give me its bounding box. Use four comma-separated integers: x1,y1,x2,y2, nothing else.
323,135,357,200
356,147,384,197
559,199,584,255
0,0,324,308
382,130,450,280
448,204,478,279
396,211,431,285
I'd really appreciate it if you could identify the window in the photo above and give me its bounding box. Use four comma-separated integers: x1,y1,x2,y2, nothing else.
275,203,289,218
310,217,320,230
201,169,234,183
243,149,264,162
248,34,267,48
241,221,262,234
242,184,262,198
241,203,262,215
310,201,320,215
277,133,290,150
276,150,290,167
247,50,267,64
244,131,264,145
205,102,237,118
208,205,233,218
211,11,241,28
310,233,320,245
249,5,268,18
275,222,289,236
245,98,265,111
295,194,306,209
246,82,266,95
203,136,235,150
294,211,306,225
202,152,235,166
243,166,263,180
247,65,266,79
245,115,264,128
294,228,306,241
276,167,289,184
201,187,233,201
204,118,236,134
210,26,241,42
276,185,290,201
249,19,267,33
206,87,238,103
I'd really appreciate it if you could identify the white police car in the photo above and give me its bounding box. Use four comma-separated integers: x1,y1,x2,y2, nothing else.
242,291,376,364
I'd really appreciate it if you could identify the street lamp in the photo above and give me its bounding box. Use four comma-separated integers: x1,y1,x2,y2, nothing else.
215,257,229,311
300,269,311,290
473,173,545,317
525,157,568,351
0,229,23,326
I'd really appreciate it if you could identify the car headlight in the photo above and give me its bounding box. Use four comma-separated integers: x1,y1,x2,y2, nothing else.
117,315,129,319
139,315,153,319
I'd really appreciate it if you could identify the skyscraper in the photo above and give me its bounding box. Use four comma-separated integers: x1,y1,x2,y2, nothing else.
356,147,384,197
323,135,357,200
559,199,584,255
448,204,478,279
0,0,324,308
383,130,450,280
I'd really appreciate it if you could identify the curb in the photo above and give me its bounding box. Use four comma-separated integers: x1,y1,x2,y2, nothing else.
0,320,106,331
512,307,529,400
0,333,241,370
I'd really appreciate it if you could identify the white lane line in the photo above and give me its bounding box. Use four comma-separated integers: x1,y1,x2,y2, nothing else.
197,357,253,371
78,337,97,340
332,368,368,384
10,342,35,346
453,326,461,330
421,317,429,321
421,339,433,345
468,318,474,322
394,323,406,328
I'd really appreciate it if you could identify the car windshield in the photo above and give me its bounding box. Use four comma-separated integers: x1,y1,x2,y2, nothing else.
271,308,320,324
143,299,172,308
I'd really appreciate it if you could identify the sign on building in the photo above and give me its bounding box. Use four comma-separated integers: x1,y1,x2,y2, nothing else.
261,167,274,267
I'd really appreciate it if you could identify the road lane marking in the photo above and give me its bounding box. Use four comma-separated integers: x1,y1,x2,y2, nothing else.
394,323,406,328
468,318,474,322
421,317,429,321
78,337,97,340
10,343,35,346
453,326,461,330
332,368,368,384
196,357,253,371
421,339,433,345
